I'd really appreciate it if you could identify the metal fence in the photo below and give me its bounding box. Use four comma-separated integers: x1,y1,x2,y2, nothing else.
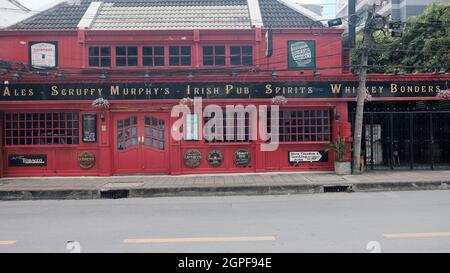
350,101,450,171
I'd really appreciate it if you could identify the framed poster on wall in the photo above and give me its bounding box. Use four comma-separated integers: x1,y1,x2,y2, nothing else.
82,114,97,142
185,113,199,140
288,40,316,69
29,41,58,69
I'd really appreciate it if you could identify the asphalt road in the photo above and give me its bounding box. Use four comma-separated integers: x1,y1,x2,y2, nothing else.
1,190,450,253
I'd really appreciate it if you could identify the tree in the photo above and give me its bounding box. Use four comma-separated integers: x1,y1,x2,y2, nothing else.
352,3,450,73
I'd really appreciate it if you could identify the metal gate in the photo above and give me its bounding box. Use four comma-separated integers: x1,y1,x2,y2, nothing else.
350,101,450,171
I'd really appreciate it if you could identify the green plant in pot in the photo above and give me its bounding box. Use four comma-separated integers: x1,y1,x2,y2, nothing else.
326,139,351,175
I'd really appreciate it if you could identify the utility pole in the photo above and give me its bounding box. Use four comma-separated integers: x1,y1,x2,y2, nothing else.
352,3,377,174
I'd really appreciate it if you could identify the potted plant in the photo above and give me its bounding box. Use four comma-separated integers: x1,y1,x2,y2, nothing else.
271,95,288,105
91,98,110,109
436,89,450,100
327,138,351,175
179,97,194,107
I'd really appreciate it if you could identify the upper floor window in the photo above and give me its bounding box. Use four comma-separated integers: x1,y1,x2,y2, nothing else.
116,46,138,66
169,46,191,66
89,47,111,67
143,46,165,66
203,46,225,66
230,46,253,66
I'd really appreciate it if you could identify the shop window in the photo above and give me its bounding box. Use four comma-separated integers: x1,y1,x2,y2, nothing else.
89,47,111,67
270,110,331,142
203,46,226,66
204,111,251,143
3,112,79,146
144,116,165,150
230,46,253,66
116,46,138,66
143,46,165,66
169,46,191,66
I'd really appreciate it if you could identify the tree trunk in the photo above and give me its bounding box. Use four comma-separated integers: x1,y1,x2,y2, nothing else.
352,7,374,175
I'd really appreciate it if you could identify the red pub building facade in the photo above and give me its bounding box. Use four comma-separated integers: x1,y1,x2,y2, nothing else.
0,0,448,177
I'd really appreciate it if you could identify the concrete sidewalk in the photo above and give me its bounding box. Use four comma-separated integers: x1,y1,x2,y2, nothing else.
1,170,450,201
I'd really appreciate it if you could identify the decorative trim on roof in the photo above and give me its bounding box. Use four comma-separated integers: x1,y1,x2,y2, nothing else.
78,1,102,29
247,0,263,27
78,2,103,29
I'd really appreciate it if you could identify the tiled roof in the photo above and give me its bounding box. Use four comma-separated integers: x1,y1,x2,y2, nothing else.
8,0,92,30
6,0,323,31
259,0,323,28
91,0,251,30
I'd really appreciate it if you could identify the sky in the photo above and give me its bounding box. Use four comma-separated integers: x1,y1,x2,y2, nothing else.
18,0,337,19
18,0,65,11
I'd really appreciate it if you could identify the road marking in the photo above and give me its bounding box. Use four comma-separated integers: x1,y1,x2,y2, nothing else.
0,240,16,245
384,232,450,239
124,236,276,244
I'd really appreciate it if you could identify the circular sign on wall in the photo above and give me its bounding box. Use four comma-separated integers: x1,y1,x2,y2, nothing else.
77,151,96,169
233,149,250,167
207,150,224,167
184,149,202,168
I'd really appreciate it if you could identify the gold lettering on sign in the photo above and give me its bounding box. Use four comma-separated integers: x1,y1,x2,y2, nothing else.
390,84,440,94
2,86,34,97
3,86,10,96
186,85,220,95
265,84,273,94
51,86,103,97
225,85,234,94
330,84,341,94
265,84,312,95
51,86,59,96
391,84,398,93
110,85,120,96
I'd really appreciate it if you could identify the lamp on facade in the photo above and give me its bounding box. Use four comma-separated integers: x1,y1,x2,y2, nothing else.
187,72,194,80
394,69,405,75
435,68,446,75
56,71,65,80
313,70,321,77
334,108,341,120
100,112,106,122
12,73,22,80
144,71,151,80
327,18,343,27
231,71,238,77
99,72,108,80
271,70,278,78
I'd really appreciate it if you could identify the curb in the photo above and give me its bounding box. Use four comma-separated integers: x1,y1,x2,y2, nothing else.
0,181,449,201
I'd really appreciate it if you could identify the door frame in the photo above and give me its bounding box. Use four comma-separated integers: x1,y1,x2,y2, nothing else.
112,111,170,175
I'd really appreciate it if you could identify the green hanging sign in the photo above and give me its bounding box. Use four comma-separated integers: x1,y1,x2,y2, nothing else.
288,40,316,69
